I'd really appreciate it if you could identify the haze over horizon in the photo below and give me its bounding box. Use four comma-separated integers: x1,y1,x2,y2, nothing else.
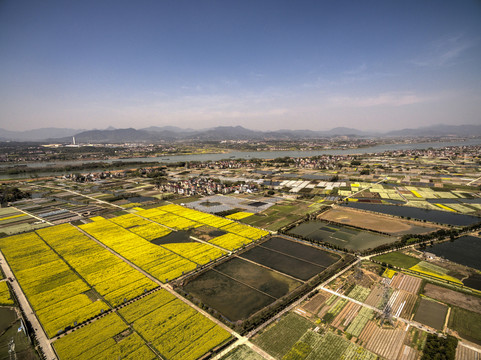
1,1,480,132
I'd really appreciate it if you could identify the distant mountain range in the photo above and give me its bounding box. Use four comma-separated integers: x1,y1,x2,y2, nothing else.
0,124,480,143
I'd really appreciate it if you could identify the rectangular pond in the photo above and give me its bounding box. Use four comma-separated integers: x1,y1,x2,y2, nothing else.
182,257,302,322
240,245,326,281
260,236,339,267
287,220,396,251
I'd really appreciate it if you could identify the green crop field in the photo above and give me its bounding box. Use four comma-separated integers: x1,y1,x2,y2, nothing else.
372,252,420,268
448,307,481,345
253,313,312,359
221,345,265,360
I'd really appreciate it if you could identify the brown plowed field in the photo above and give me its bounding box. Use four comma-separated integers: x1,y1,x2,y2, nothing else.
424,283,481,314
456,343,481,360
398,345,418,360
359,320,377,344
302,292,328,314
391,273,422,294
365,326,406,360
365,286,384,308
332,301,361,329
319,207,437,235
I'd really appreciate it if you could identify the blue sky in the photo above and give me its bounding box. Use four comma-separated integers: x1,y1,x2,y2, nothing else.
1,0,480,131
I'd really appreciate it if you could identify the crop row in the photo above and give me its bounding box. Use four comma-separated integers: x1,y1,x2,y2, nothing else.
162,243,226,265
209,233,252,251
37,224,159,307
220,222,269,240
348,285,371,302
156,204,234,228
136,208,201,230
345,307,374,337
0,232,107,337
409,261,462,284
79,219,197,283
226,211,254,220
119,289,231,360
327,298,348,317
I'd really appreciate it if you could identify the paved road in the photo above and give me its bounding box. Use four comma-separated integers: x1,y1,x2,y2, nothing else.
0,251,57,360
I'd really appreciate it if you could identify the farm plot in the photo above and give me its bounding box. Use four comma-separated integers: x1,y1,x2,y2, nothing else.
390,273,421,294
448,307,481,344
119,289,231,360
387,290,417,319
409,261,462,284
398,345,418,360
319,207,437,235
302,292,328,314
296,330,377,360
53,312,155,360
423,283,481,314
36,224,159,307
363,324,406,360
372,252,420,268
346,307,374,337
413,298,447,331
0,207,48,234
221,345,265,360
208,233,252,251
348,285,370,302
364,285,385,309
456,343,481,360
331,301,361,330
226,212,254,220
0,232,107,338
80,219,197,283
253,313,312,359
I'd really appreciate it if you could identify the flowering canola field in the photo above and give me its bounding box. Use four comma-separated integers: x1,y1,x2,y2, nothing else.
80,219,197,283
0,232,107,337
119,289,231,360
36,224,158,307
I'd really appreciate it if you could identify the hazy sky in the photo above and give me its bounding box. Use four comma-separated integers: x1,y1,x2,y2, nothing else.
1,1,480,131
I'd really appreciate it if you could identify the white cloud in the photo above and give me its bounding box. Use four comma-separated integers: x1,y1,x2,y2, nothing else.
411,34,476,67
327,92,435,108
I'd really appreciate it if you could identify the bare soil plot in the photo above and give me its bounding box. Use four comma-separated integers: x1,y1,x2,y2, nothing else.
424,283,481,314
364,325,406,360
456,343,481,360
413,298,448,330
319,207,438,235
302,292,328,314
399,345,418,360
364,285,384,308
332,301,361,330
390,273,422,294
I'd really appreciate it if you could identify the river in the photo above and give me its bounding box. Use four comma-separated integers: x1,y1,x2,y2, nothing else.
1,139,480,179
